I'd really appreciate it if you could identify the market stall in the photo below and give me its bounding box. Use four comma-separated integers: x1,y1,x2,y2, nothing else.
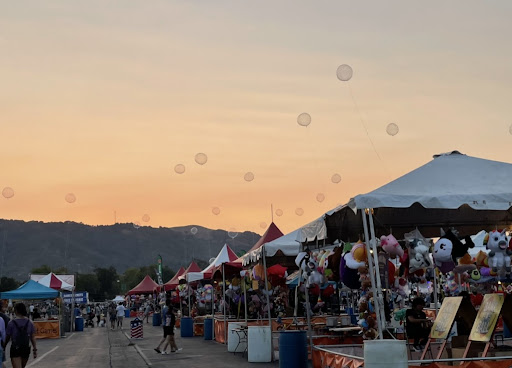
0,280,60,339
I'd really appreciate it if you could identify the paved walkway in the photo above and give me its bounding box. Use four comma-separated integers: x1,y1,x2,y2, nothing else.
3,318,279,368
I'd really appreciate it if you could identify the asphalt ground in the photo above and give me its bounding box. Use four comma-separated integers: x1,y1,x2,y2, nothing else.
3,317,279,368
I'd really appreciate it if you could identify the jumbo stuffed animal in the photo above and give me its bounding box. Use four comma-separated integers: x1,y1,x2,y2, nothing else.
344,241,367,269
327,246,343,281
434,229,475,271
380,234,404,259
485,229,511,275
408,238,431,273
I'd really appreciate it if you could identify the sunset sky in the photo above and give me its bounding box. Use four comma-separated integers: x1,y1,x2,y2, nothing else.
1,1,512,235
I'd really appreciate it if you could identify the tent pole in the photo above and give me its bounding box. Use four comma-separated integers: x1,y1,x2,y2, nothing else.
262,245,274,361
294,267,302,318
222,263,227,344
433,267,439,315
188,278,191,317
244,272,248,325
368,210,386,339
71,282,75,332
361,209,383,340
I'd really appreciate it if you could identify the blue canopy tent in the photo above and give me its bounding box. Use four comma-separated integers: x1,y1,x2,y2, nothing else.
0,280,59,300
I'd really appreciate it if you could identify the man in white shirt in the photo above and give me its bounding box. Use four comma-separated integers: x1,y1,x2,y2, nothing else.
116,303,126,329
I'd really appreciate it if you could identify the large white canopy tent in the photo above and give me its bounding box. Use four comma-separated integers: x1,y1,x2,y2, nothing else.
325,151,512,339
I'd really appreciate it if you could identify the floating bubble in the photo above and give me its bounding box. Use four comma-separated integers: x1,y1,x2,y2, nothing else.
295,208,304,216
275,209,283,217
212,207,221,216
297,113,311,127
336,64,353,81
174,164,186,174
316,193,325,203
208,257,216,264
142,214,150,222
133,221,141,229
195,153,208,165
386,123,399,136
259,222,267,229
331,174,341,184
2,187,14,199
191,227,198,235
244,172,255,182
65,193,76,204
228,228,238,239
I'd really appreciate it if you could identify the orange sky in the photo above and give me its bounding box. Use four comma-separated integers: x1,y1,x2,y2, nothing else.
1,1,512,235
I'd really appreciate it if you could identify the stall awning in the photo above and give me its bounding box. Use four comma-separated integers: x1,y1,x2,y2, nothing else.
0,280,59,300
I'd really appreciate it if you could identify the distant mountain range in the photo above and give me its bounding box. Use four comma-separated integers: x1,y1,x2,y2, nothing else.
0,219,260,280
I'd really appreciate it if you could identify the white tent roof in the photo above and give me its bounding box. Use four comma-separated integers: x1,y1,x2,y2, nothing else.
112,295,125,302
349,151,512,211
36,273,74,291
187,244,237,282
242,215,333,266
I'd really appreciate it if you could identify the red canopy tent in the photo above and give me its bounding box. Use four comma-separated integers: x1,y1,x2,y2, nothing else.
163,267,186,291
212,222,284,278
183,261,201,275
127,275,159,295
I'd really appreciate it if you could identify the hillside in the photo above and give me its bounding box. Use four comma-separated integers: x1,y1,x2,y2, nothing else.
0,219,261,280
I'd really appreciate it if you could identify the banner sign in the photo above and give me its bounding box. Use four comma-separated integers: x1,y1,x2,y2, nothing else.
63,291,88,304
34,321,60,339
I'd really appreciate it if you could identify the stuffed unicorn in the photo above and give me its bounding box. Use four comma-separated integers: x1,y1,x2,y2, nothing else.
485,229,511,275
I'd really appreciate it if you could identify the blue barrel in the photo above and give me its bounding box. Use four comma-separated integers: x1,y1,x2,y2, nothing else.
279,330,307,368
204,318,213,340
75,317,84,332
180,317,194,337
504,322,512,338
153,313,161,326
125,309,130,318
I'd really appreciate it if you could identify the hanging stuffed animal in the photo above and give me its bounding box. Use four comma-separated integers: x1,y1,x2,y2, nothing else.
434,229,475,273
485,229,511,276
380,234,404,259
344,240,367,269
407,238,431,273
327,246,343,281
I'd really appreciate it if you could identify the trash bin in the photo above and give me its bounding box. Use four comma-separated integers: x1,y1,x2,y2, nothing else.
204,318,213,340
75,317,84,332
279,331,307,368
130,318,143,339
153,313,161,326
180,317,193,337
125,309,130,318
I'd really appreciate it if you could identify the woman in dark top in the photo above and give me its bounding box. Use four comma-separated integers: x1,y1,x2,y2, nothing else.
3,303,37,368
406,297,432,351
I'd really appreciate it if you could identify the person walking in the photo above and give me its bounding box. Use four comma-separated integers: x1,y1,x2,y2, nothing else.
154,300,169,354
3,303,37,368
0,302,9,368
143,303,151,324
160,306,180,354
0,314,5,368
109,304,117,330
115,303,126,330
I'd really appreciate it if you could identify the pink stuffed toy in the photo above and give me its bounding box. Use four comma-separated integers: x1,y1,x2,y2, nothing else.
380,234,403,259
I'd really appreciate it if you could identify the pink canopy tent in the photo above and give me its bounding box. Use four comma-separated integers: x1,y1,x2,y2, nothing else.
127,275,159,295
163,267,186,291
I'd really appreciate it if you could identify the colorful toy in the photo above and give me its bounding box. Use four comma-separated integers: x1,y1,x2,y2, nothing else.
485,229,511,275
408,238,431,273
434,229,475,270
380,234,403,259
344,241,367,269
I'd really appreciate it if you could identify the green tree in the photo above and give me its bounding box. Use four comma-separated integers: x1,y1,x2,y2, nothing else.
30,265,52,274
53,267,69,274
162,266,174,283
95,266,119,299
76,274,101,301
0,277,20,292
121,268,143,291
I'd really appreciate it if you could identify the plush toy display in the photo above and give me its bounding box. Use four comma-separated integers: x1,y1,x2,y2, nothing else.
380,234,404,259
407,238,431,273
344,241,367,270
434,229,475,272
485,229,511,275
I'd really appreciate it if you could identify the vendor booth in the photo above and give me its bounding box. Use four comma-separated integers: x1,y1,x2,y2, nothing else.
313,151,512,367
0,280,60,339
